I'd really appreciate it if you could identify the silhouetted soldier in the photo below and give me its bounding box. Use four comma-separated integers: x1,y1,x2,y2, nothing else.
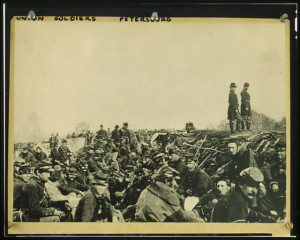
227,83,241,133
241,82,252,131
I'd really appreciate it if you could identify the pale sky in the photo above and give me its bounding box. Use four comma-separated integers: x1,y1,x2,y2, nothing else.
12,18,288,142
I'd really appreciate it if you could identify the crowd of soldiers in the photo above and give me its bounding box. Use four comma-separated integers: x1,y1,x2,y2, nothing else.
13,120,286,223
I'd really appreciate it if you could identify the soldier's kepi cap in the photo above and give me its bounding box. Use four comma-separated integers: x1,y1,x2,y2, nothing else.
154,165,180,181
91,171,108,186
215,176,231,186
168,147,179,155
36,162,54,173
155,153,166,159
14,158,26,166
184,153,196,163
244,82,250,87
238,167,264,187
78,159,88,166
230,82,237,88
19,164,32,174
67,167,77,174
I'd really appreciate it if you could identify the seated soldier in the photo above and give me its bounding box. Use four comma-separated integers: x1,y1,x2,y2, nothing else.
196,178,231,222
45,171,81,220
124,170,134,185
224,141,258,182
128,152,138,164
120,156,133,169
58,139,72,165
50,143,61,165
34,146,48,162
267,181,286,219
19,146,36,166
167,147,188,180
22,162,66,222
94,149,105,164
120,166,146,217
141,151,157,172
59,167,88,196
87,149,104,173
107,171,127,206
270,140,286,195
27,143,36,155
75,159,90,186
135,165,204,222
130,167,153,194
254,180,285,219
211,167,278,223
74,171,124,222
46,171,73,201
14,164,33,210
179,154,213,198
14,158,26,179
155,153,168,167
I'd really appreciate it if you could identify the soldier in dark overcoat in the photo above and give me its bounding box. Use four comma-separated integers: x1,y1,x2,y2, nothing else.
22,162,65,222
95,124,108,140
119,122,131,144
135,165,203,222
87,149,100,173
74,171,122,222
59,167,88,195
241,82,252,131
224,141,258,182
19,146,36,166
167,148,188,182
178,154,213,198
111,125,121,143
75,159,90,186
58,139,72,165
34,146,48,162
227,83,241,133
14,164,33,209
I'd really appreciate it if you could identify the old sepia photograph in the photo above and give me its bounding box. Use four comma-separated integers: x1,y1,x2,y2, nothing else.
8,16,290,235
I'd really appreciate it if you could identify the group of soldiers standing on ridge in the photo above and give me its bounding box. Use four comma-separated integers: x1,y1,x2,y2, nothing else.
228,82,252,134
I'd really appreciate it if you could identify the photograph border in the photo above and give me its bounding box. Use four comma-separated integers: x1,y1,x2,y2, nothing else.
2,1,299,237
